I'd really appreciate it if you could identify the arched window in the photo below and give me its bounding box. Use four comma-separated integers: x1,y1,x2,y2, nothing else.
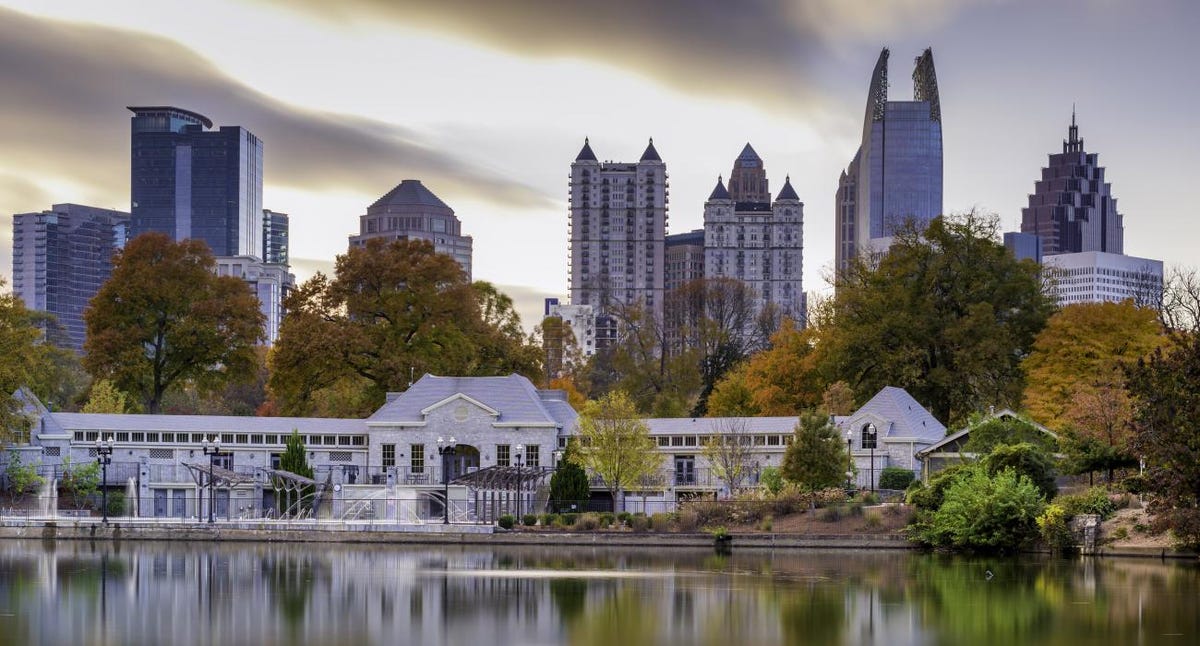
861,423,877,450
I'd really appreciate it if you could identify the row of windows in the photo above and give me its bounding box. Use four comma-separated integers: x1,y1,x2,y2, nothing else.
71,431,367,447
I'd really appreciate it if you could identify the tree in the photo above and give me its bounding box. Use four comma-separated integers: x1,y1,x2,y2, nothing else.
587,302,700,416
82,379,132,414
269,239,542,416
705,363,759,416
548,376,587,411
824,212,1054,425
821,381,856,416
781,409,845,495
915,465,1046,552
701,418,756,494
84,233,265,413
279,430,314,513
707,318,826,417
1159,265,1200,332
60,457,100,511
1127,332,1200,547
961,416,1057,455
0,279,41,443
1023,301,1164,432
549,439,590,512
577,391,662,512
983,442,1057,500
3,451,43,505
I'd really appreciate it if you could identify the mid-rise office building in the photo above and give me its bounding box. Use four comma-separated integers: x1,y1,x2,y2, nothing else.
129,106,263,258
568,138,668,348
836,48,943,272
262,209,289,266
349,180,473,278
1042,251,1162,306
1020,112,1123,255
11,203,129,351
704,145,805,322
665,229,705,293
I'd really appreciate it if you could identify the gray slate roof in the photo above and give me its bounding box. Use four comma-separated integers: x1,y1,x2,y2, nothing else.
575,138,597,162
640,138,662,162
776,176,800,201
48,412,366,434
708,176,730,200
644,417,798,434
368,374,569,427
737,142,761,162
370,179,450,211
836,386,945,443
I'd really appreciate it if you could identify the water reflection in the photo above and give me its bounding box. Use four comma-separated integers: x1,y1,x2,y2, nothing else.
0,541,1197,645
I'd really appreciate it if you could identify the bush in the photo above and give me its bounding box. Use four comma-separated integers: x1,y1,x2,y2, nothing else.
573,513,601,531
561,512,578,526
984,442,1057,500
630,514,650,532
598,512,615,528
1037,503,1075,552
616,511,633,526
759,466,784,495
539,513,558,526
676,509,699,532
650,512,673,532
105,490,126,517
522,514,538,527
1111,526,1129,541
864,511,883,529
907,465,971,511
759,516,773,532
817,506,845,523
857,492,880,505
1057,487,1117,520
1121,474,1148,495
914,466,1046,552
497,515,515,529
878,467,916,491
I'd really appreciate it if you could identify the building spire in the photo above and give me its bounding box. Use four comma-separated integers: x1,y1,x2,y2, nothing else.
708,175,730,200
1064,106,1083,153
575,137,597,162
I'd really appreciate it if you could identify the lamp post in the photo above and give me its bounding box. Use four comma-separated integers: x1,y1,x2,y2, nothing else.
202,436,221,523
513,443,524,519
96,436,114,524
437,436,457,524
845,428,854,490
864,423,877,492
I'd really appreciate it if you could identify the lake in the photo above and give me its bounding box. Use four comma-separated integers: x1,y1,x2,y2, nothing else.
0,539,1197,645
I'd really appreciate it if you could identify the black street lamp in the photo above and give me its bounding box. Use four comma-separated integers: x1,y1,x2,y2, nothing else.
437,436,457,524
845,427,854,490
863,423,878,492
96,436,114,524
202,436,221,523
513,443,525,519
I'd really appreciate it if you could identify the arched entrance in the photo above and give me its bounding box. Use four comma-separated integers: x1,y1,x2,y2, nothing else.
445,444,480,481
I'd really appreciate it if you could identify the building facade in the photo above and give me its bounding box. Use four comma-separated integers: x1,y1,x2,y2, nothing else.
262,209,289,266
129,106,263,258
349,180,473,278
543,298,596,359
703,145,805,322
836,49,943,272
214,256,294,344
664,229,705,293
11,204,129,351
568,138,668,348
1042,251,1163,306
1021,112,1123,256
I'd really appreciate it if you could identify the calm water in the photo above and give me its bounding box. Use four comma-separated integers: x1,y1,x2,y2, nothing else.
0,539,1197,646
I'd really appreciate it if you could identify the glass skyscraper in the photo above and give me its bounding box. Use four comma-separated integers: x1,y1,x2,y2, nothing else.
129,106,263,258
836,49,943,272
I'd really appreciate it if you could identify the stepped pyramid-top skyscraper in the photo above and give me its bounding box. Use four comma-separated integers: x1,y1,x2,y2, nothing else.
349,179,473,278
836,48,943,272
1020,110,1123,255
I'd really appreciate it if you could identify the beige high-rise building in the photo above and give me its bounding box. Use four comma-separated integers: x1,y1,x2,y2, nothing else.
349,179,473,278
568,138,667,348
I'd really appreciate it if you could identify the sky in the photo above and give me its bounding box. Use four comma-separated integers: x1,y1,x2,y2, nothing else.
2,0,1198,330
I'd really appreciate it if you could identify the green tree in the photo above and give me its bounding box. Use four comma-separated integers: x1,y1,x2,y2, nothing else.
1127,332,1200,547
915,465,1046,552
589,302,700,416
83,233,265,413
279,430,314,513
825,212,1054,425
0,279,41,443
577,391,662,512
60,457,100,511
961,416,1057,455
82,379,131,414
269,239,542,416
549,439,590,512
4,451,43,505
983,442,1057,500
780,409,845,495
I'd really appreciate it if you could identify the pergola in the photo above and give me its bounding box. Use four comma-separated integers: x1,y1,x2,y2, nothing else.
182,461,256,521
452,465,553,523
261,468,323,518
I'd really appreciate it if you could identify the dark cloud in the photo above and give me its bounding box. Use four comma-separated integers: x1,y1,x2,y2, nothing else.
260,0,967,114
0,7,554,215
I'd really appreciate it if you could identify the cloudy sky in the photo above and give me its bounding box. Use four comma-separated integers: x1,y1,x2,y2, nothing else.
2,0,1198,328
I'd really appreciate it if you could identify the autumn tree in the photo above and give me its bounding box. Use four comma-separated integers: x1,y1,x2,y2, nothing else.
82,379,132,414
821,381,856,416
539,315,585,384
84,234,265,413
701,418,756,494
585,302,700,416
577,391,662,512
268,239,542,416
0,280,43,442
706,318,825,417
781,409,845,496
824,212,1054,425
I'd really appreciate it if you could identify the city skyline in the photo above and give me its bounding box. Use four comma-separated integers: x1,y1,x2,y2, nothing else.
2,1,1198,328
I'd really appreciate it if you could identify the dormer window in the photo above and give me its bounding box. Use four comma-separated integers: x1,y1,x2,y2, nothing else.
861,423,878,450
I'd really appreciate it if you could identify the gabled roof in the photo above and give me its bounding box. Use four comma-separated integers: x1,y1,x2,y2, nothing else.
837,386,945,443
48,412,365,434
640,138,662,162
916,409,1057,457
644,417,799,434
368,374,569,427
775,175,800,201
737,142,761,162
575,137,597,162
708,175,731,200
369,179,450,211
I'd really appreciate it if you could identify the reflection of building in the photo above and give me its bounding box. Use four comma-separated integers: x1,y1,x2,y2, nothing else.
568,138,668,349
1042,251,1163,306
703,144,806,322
836,49,943,272
350,179,473,278
11,203,129,351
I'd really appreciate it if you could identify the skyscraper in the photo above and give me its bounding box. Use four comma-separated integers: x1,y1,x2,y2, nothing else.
836,48,943,272
703,144,805,322
568,138,668,348
349,179,473,278
1020,111,1123,255
262,209,289,266
129,106,263,258
11,203,129,351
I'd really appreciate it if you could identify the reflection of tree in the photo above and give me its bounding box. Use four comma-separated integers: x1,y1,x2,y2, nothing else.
566,587,659,646
778,584,845,645
263,555,319,632
549,577,587,622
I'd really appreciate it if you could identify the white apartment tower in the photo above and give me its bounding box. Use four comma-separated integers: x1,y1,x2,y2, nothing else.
568,138,667,348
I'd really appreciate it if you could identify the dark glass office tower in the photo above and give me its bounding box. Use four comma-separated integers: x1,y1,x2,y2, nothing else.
262,209,289,265
129,106,263,258
1020,112,1123,255
836,48,943,272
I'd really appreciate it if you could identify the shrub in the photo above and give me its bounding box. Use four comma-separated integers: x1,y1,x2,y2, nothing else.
878,467,916,491
561,512,579,526
599,512,615,528
522,514,538,527
759,516,773,532
1057,487,1117,520
907,465,971,511
676,509,699,532
105,490,126,517
759,466,784,495
1111,526,1129,541
864,511,883,529
616,511,633,526
884,504,903,517
1121,474,1147,495
914,466,1046,552
857,492,880,505
650,512,673,532
573,513,601,531
630,514,650,532
817,506,844,523
983,442,1057,500
1037,503,1075,552
497,515,515,529
540,513,559,527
